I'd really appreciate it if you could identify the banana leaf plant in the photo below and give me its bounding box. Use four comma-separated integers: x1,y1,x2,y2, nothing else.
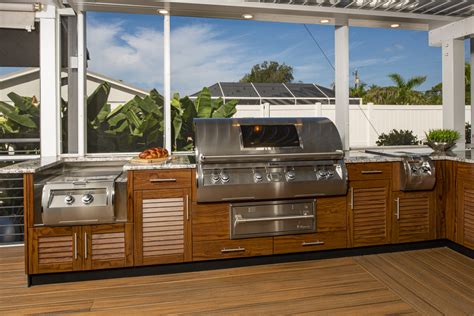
2,82,238,154
171,87,237,151
0,93,40,155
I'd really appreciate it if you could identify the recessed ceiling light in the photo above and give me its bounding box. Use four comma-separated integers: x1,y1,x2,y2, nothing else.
390,23,400,28
158,9,169,15
242,14,254,19
320,19,330,24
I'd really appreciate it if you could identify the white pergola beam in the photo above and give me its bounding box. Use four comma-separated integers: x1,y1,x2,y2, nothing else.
335,24,349,150
429,16,474,47
164,14,171,152
442,39,465,149
471,37,474,145
38,4,60,157
77,11,87,156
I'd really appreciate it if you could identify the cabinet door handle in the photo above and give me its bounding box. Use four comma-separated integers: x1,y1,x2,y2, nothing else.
150,178,176,183
74,233,78,260
349,187,354,210
84,232,88,259
361,170,383,174
221,247,245,253
395,197,400,220
302,241,325,246
185,195,190,221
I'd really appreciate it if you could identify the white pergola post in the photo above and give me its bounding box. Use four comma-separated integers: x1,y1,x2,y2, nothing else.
442,39,465,149
77,11,87,156
471,37,474,145
38,5,60,157
335,25,350,150
164,15,171,152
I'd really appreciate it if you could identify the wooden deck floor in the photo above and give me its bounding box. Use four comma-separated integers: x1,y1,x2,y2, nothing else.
0,246,473,315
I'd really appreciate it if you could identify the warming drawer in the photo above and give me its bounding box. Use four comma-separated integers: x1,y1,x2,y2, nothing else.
230,199,315,239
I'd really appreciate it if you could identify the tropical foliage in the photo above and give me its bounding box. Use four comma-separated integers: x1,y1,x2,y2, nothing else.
376,129,421,146
240,61,294,83
0,83,238,154
354,63,471,105
0,93,40,155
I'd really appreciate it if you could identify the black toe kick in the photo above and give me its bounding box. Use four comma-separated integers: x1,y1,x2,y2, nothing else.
28,239,474,286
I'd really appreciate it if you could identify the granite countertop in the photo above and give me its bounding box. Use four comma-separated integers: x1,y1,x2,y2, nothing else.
123,155,196,171
2,150,474,174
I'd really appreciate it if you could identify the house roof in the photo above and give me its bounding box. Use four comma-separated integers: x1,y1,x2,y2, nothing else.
0,68,148,96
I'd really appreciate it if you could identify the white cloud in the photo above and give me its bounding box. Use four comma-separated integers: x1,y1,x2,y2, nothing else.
351,55,404,69
384,43,404,53
87,20,265,95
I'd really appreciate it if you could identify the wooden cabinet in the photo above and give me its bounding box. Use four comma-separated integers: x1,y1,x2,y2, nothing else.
134,188,192,265
348,179,391,247
391,191,435,243
193,238,273,261
456,177,474,250
83,224,134,270
274,231,346,254
28,224,133,274
192,201,272,261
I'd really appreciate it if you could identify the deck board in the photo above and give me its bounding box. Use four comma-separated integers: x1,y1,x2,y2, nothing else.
0,245,472,315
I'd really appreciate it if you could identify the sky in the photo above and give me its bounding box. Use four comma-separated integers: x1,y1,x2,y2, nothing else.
1,12,471,96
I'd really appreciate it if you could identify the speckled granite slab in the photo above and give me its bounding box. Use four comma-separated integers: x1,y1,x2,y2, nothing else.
123,155,196,171
2,150,474,174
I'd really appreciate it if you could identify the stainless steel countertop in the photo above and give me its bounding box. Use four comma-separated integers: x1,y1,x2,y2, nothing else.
2,150,474,174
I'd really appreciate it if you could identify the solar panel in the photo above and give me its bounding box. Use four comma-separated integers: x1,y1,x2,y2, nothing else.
252,83,293,98
220,82,259,98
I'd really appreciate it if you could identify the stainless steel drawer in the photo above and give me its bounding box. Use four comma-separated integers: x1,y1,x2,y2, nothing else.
230,199,315,239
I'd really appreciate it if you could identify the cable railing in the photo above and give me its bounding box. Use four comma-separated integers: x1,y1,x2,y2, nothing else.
0,139,38,245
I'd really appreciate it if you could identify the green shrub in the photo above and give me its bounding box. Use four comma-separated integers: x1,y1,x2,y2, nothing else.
425,129,460,144
376,129,420,146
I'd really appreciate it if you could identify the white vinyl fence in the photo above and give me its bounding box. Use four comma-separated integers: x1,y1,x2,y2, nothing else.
234,103,472,147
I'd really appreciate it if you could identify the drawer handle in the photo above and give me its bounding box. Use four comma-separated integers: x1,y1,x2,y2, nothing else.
149,178,177,183
361,170,383,174
221,247,246,253
302,241,325,246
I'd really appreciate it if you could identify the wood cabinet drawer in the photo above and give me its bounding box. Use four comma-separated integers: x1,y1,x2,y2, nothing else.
347,163,392,181
133,169,192,190
193,238,273,261
192,202,229,242
274,231,347,254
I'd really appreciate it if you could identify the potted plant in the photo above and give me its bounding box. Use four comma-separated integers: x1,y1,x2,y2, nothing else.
424,129,460,153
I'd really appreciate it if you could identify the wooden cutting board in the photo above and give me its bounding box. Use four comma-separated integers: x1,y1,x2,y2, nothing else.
130,156,174,164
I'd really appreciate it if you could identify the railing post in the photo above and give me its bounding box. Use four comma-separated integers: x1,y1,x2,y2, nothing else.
315,102,322,117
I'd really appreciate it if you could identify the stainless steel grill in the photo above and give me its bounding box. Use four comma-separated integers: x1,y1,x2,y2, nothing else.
194,117,348,203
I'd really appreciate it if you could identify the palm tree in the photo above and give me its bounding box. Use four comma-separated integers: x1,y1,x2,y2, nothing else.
387,73,427,105
349,82,368,98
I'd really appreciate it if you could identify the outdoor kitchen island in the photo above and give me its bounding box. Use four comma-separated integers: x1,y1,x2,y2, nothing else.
2,150,474,285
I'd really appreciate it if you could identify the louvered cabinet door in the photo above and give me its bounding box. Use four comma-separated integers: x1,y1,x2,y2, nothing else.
83,224,134,270
457,179,474,250
348,180,391,247
392,191,435,243
28,226,82,274
134,189,191,266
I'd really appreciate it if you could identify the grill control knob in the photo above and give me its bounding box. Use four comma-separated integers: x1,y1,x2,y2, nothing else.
254,172,263,183
211,173,220,184
285,171,296,181
82,194,94,205
64,195,75,205
220,172,230,183
316,170,331,180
